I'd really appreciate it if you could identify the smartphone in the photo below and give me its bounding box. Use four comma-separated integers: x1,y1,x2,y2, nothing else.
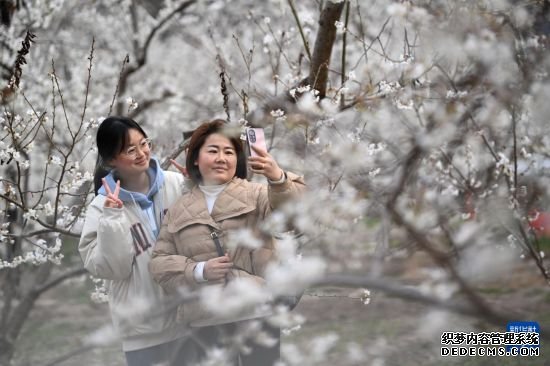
246,128,267,157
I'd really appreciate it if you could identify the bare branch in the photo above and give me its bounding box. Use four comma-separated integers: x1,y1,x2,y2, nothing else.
51,60,73,140
116,0,197,114
317,274,519,326
339,0,350,108
32,267,87,296
128,89,175,119
108,54,129,116
217,55,231,122
78,38,94,128
287,0,312,62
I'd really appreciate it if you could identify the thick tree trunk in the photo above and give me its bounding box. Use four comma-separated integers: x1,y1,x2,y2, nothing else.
308,1,345,98
247,1,345,126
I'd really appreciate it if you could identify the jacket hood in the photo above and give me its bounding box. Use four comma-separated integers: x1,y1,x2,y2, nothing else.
98,157,165,209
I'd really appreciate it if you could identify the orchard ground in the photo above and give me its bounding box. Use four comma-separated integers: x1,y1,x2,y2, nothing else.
13,255,550,366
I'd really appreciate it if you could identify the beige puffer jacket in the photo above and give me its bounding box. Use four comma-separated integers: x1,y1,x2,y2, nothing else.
149,172,305,326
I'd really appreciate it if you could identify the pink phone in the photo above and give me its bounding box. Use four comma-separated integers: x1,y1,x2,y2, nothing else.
246,128,267,157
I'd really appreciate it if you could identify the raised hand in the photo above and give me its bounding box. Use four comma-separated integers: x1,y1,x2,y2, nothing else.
102,178,124,209
170,159,189,178
204,254,233,281
248,145,284,182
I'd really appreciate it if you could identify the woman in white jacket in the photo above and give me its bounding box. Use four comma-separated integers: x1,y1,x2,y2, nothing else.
79,116,191,365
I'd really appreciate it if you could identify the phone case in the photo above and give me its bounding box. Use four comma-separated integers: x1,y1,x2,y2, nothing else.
247,128,267,157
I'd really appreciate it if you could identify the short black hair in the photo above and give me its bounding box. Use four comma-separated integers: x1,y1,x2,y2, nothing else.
186,119,247,185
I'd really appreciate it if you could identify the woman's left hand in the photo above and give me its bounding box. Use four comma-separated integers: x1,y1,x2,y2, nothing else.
170,159,189,178
248,145,284,181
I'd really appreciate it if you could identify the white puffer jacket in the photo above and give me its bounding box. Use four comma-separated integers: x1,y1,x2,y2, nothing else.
79,166,186,352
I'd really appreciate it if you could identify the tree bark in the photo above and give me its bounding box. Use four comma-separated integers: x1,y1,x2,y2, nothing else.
308,1,345,98
0,0,16,27
246,1,345,126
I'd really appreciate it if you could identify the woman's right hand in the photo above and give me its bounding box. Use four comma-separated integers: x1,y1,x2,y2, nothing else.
248,145,284,182
102,178,124,208
204,254,233,281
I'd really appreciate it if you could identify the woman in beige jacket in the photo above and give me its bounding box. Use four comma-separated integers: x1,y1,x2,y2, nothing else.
149,119,305,365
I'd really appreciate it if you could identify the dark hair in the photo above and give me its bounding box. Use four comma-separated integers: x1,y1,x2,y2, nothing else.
93,116,148,194
186,119,247,185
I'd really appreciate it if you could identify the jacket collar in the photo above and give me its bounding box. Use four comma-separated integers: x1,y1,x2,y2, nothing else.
167,177,256,232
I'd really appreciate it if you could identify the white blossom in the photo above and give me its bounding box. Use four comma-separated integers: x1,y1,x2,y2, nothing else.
125,97,139,110
334,20,346,33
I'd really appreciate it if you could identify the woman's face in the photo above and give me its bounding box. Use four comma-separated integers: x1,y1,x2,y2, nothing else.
195,133,237,185
109,129,151,177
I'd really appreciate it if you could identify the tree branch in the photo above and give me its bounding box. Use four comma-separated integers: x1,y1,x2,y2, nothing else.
287,0,312,62
117,0,197,114
128,89,175,119
317,273,520,327
32,267,87,296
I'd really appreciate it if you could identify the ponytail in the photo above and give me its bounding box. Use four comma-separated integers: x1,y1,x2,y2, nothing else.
93,157,110,195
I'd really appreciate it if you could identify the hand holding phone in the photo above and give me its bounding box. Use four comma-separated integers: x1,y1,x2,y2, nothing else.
246,128,284,181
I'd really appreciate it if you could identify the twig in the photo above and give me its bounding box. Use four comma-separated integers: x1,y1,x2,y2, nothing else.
108,54,129,116
355,0,367,61
7,30,36,91
217,55,231,122
32,267,87,296
340,0,350,109
517,224,549,283
287,0,312,62
128,89,175,119
251,12,294,71
78,38,94,130
347,16,406,70
51,60,73,139
317,274,520,326
138,0,197,67
232,35,253,117
232,35,253,86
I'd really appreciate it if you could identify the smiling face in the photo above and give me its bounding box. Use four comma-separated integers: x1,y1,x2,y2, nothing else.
109,128,151,178
195,133,237,185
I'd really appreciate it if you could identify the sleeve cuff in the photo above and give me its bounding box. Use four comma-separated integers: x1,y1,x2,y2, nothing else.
268,171,286,185
193,261,208,283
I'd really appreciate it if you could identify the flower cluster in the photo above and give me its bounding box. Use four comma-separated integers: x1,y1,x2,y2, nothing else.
0,237,63,269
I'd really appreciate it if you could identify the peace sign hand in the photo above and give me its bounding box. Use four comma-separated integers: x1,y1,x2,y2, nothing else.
102,178,124,209
170,159,189,178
